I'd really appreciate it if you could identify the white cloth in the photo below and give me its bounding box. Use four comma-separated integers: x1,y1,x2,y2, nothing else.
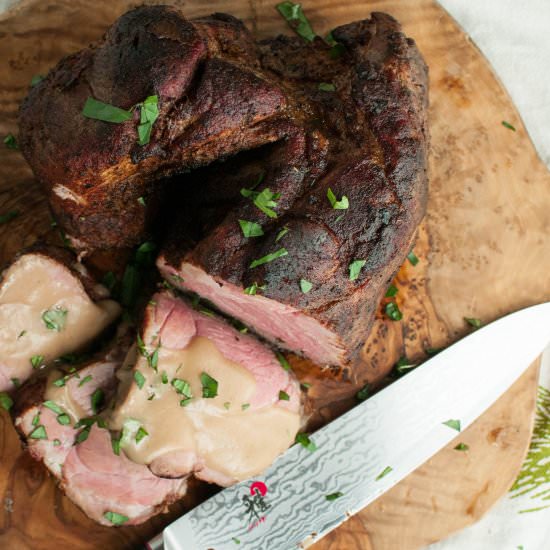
1,1,549,548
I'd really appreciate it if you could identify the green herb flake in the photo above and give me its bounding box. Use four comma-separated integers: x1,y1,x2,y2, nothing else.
318,82,336,92
171,378,192,399
276,1,316,42
376,466,393,480
0,210,20,224
250,248,288,269
407,250,419,266
426,347,443,356
238,219,264,238
395,357,417,375
120,264,140,308
502,120,516,131
348,259,366,281
275,226,289,242
137,196,146,206
300,382,311,390
295,432,317,452
325,491,344,501
356,383,370,401
32,412,40,426
43,400,63,415
454,442,469,452
104,511,129,525
244,282,265,295
137,95,160,146
201,372,218,399
276,352,292,372
91,389,105,414
134,371,146,390
10,378,20,388
30,355,44,369
299,279,313,293
0,392,13,411
327,187,349,210
57,414,71,426
385,284,398,298
53,439,61,447
75,427,91,444
135,426,149,443
30,425,47,440
253,188,281,218
223,402,231,410
329,43,346,59
41,307,68,332
241,403,250,411
443,419,461,432
111,434,121,456
3,134,18,150
82,97,133,123
161,371,168,384
180,398,192,407
385,302,403,321
464,317,482,329
278,390,290,401
78,375,93,387
30,74,44,87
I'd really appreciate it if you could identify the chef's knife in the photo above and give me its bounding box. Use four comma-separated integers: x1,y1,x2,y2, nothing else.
148,302,550,550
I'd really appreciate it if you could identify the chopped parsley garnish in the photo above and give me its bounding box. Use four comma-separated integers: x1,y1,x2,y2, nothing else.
137,95,160,145
385,302,402,321
57,414,71,426
299,279,313,293
53,439,61,447
318,82,336,92
75,427,91,444
375,466,392,480
3,134,18,150
242,187,281,219
325,31,345,58
425,347,443,356
295,432,317,452
356,383,370,401
275,226,289,242
18,331,27,339
385,284,398,298
42,307,68,331
30,74,44,87
161,371,168,384
241,403,250,411
43,400,63,415
104,511,129,525
224,402,231,410
454,442,469,451
464,317,482,329
78,375,93,387
121,264,140,308
0,210,20,224
327,187,349,210
171,378,192,401
137,196,146,206
278,390,290,401
238,219,264,238
325,492,344,501
134,371,146,390
10,378,20,388
395,356,417,375
0,392,13,411
135,240,157,265
348,259,366,281
250,248,288,268
201,372,218,398
276,352,292,371
111,434,121,455
91,389,105,414
137,334,160,371
30,355,44,369
407,250,419,266
29,425,47,440
276,1,316,42
32,412,40,426
502,120,516,131
232,538,241,545
300,382,311,390
443,419,461,432
135,426,149,443
82,97,133,123
244,282,265,295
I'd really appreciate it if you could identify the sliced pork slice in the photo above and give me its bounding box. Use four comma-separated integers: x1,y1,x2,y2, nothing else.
0,247,120,391
109,291,301,486
13,349,187,526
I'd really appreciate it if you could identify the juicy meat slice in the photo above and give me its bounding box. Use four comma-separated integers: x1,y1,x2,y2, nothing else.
0,247,120,391
159,13,429,369
13,347,187,526
109,291,301,486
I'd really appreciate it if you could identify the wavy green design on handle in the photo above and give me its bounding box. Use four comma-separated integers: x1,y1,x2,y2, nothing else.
510,386,550,513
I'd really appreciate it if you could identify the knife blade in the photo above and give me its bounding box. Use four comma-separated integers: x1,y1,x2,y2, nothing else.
148,302,550,550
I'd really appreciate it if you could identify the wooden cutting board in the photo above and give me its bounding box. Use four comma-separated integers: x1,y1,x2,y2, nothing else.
0,1,549,549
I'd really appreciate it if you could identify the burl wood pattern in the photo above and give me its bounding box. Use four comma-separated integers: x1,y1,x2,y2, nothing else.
0,1,548,549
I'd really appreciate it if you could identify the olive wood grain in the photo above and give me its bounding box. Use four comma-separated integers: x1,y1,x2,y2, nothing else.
0,1,548,549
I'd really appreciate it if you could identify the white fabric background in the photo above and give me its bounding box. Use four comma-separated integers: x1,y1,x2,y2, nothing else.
1,1,549,548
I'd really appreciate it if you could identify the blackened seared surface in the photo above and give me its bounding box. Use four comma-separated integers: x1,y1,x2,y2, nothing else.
162,13,429,367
